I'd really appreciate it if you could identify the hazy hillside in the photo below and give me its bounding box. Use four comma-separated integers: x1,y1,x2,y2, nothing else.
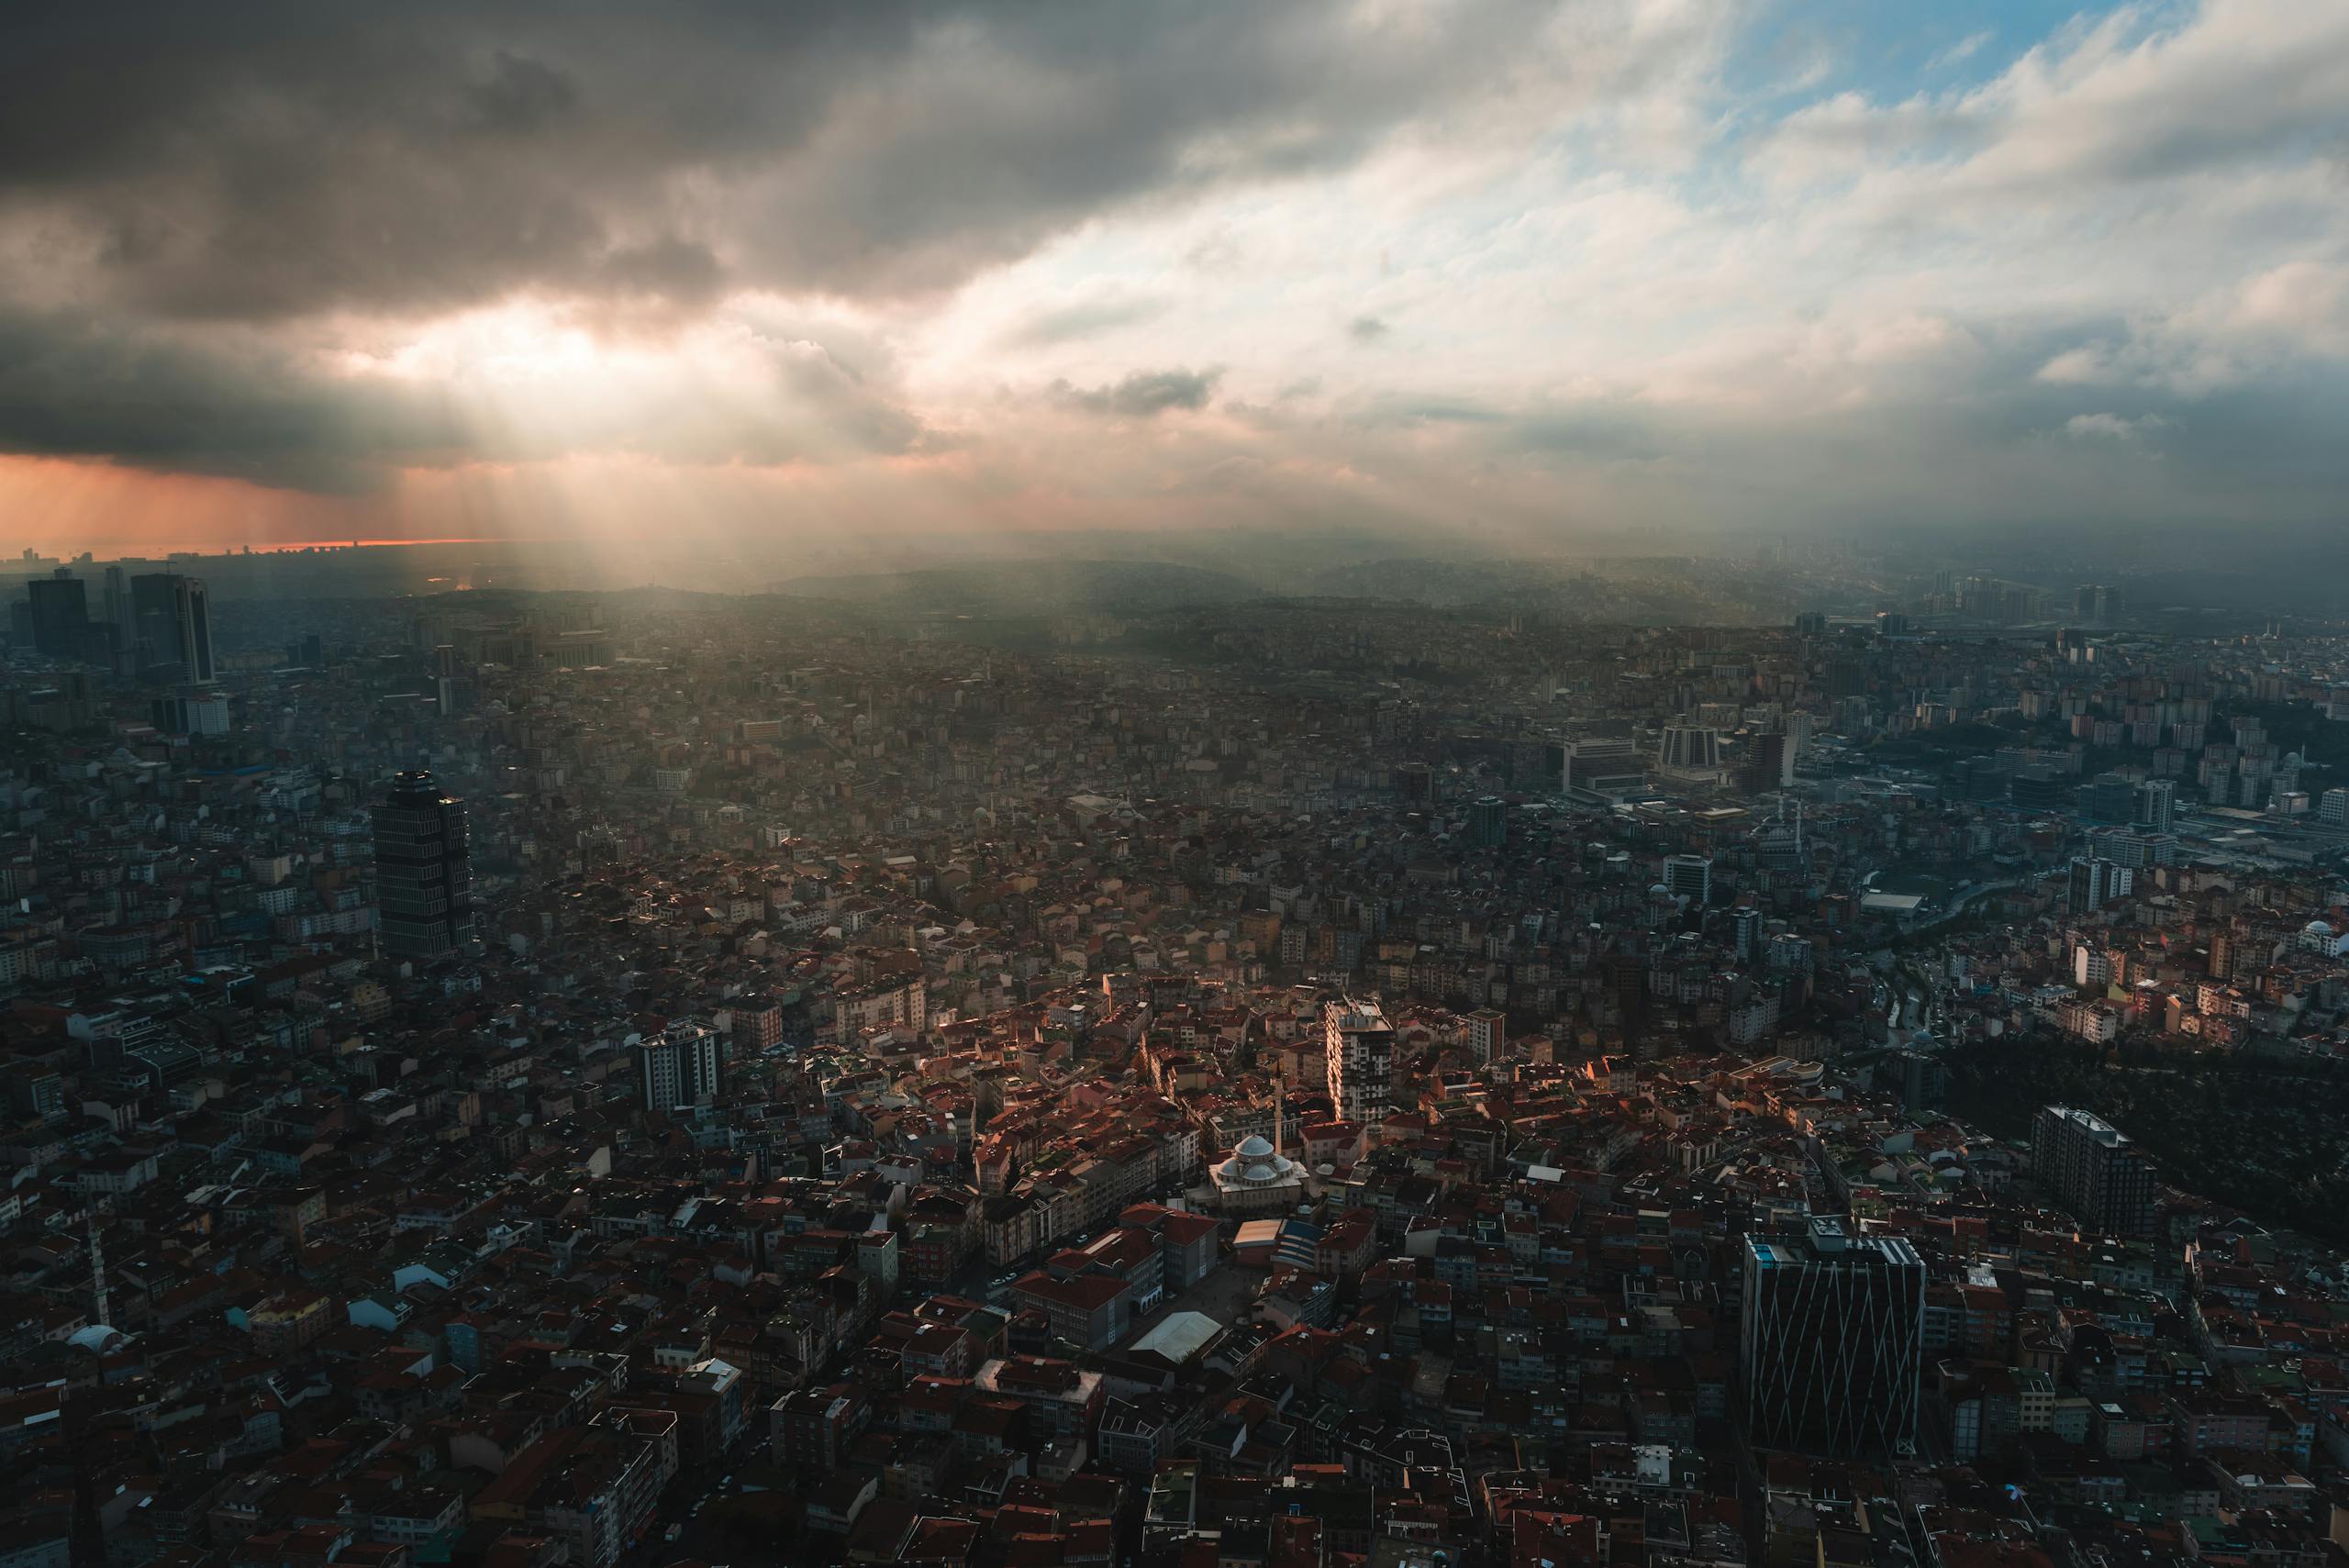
1297,556,1805,623
775,560,1264,617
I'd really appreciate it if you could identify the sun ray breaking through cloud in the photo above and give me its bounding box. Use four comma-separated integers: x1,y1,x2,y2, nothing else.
2,0,2346,565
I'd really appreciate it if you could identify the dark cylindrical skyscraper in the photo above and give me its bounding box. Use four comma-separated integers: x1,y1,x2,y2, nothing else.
373,770,474,959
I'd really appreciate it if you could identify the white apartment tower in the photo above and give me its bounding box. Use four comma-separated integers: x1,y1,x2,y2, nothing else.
637,1018,724,1111
1661,853,1713,906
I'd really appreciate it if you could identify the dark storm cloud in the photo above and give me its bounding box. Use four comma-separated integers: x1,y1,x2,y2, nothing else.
465,50,583,135
0,0,1559,487
0,1,1560,322
0,4,908,319
594,239,728,309
0,308,932,489
1054,368,1222,418
0,310,463,491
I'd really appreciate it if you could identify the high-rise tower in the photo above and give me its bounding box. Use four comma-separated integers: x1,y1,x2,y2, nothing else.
636,1019,725,1111
27,575,90,659
1738,731,1796,793
1323,996,1395,1127
373,769,474,959
2031,1106,2155,1237
2066,856,2130,915
1741,1218,1924,1457
128,573,215,685
1661,853,1712,906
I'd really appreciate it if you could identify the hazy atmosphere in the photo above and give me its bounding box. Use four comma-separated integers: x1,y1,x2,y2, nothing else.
6,0,2347,573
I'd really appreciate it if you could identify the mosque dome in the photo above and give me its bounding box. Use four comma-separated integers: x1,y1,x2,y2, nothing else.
1215,1130,1302,1195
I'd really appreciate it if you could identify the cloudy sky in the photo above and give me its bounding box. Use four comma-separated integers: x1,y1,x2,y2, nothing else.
3,0,2346,562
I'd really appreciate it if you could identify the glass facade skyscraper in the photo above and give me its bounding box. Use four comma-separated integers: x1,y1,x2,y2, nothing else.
372,769,474,959
128,573,214,685
1741,1218,1924,1457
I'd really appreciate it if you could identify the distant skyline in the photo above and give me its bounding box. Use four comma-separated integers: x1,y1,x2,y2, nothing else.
8,538,529,561
4,1,2346,563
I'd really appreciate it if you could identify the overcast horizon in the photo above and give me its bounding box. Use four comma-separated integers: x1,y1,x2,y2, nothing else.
4,1,2347,563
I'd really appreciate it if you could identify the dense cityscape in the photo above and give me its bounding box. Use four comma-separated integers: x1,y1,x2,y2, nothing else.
4,542,2349,1568
6,3,2349,1564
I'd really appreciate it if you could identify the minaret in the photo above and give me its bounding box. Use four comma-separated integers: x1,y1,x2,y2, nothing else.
1272,1070,1285,1162
88,1206,110,1328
